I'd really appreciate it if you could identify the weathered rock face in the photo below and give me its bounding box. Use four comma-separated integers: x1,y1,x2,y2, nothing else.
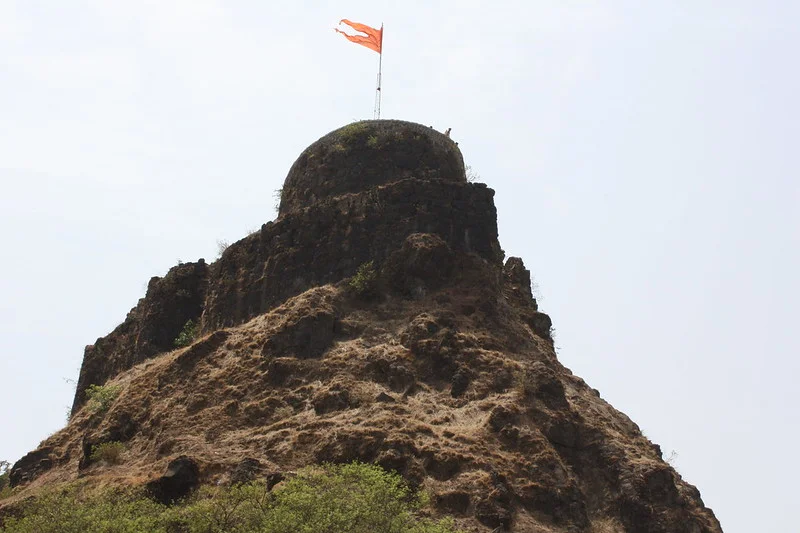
279,120,466,215
71,120,500,406
202,178,501,331
18,120,723,533
71,260,208,414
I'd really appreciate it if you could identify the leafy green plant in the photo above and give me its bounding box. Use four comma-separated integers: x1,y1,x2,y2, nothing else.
85,384,122,414
349,261,378,297
1,485,170,533
259,462,457,533
0,463,462,533
90,442,125,465
367,134,379,148
174,319,197,348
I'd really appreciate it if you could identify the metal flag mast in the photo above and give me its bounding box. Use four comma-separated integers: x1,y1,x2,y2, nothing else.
373,24,383,119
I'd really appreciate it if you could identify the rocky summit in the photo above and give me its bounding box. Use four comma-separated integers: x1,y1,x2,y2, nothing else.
5,120,722,532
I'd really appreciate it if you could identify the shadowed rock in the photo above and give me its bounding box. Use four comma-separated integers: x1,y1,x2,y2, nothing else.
146,456,200,505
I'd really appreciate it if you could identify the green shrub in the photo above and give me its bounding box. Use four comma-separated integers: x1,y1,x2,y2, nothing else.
90,442,125,465
260,462,441,533
349,261,377,297
174,319,197,348
176,462,459,533
171,481,271,533
85,384,122,414
1,485,170,533
0,463,462,533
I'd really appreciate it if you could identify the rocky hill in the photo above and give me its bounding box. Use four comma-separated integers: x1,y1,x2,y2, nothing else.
4,120,722,532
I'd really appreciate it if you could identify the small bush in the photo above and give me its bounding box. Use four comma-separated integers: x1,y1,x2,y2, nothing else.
174,319,197,348
85,384,122,414
349,261,377,297
90,442,125,465
367,134,379,148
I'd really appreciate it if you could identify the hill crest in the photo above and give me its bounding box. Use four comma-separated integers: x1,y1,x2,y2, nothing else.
5,120,722,533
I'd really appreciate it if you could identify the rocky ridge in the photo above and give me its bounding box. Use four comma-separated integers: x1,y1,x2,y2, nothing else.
6,120,722,532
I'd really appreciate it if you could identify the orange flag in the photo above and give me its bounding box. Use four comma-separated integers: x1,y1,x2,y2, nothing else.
335,19,383,54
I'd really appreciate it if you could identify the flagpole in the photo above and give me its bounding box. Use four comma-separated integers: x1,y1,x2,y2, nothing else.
374,24,383,119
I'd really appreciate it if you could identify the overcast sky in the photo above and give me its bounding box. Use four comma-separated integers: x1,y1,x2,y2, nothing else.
1,2,798,531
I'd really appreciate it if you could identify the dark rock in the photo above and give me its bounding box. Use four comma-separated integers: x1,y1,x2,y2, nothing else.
520,363,569,410
488,405,520,433
312,389,351,415
72,260,209,415
518,482,589,527
522,310,553,341
475,494,513,530
10,447,54,487
503,257,537,309
203,177,502,332
107,412,138,442
435,491,471,514
263,310,336,359
475,473,515,530
643,467,681,505
78,436,94,470
546,417,581,448
376,448,412,475
375,392,396,403
314,430,386,464
266,358,297,386
366,358,415,392
177,330,231,369
422,451,461,481
280,120,465,215
382,233,455,297
265,472,285,491
146,456,200,504
231,458,262,485
450,369,470,398
491,368,515,392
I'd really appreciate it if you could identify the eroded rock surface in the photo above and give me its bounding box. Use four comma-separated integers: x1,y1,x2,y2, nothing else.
10,120,722,533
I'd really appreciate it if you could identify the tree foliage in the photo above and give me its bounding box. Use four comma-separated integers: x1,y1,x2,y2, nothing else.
85,384,122,414
1,463,461,533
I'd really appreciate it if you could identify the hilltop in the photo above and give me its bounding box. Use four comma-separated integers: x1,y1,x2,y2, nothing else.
3,120,722,532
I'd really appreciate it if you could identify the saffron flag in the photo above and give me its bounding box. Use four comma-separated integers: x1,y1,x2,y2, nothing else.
335,19,382,54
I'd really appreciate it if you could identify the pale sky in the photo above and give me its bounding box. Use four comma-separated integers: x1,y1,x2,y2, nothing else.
1,2,798,532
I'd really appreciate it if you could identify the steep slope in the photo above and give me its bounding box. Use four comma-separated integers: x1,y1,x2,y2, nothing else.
5,121,722,532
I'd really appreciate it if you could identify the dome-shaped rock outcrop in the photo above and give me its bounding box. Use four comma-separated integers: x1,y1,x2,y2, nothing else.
279,120,465,214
